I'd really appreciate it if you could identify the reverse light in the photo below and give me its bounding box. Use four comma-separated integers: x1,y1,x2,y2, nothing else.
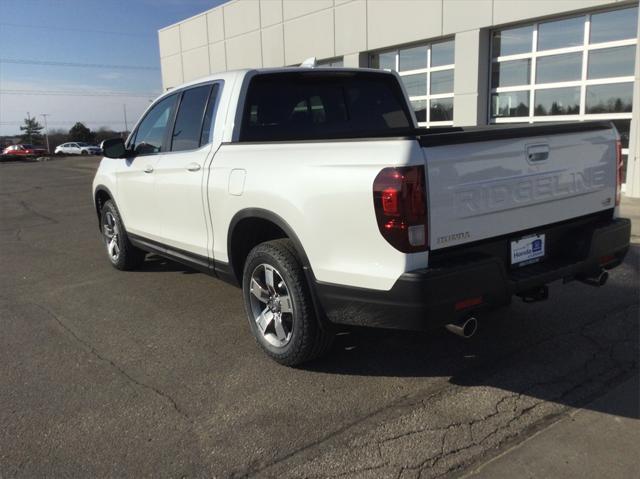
382,188,399,215
373,166,428,253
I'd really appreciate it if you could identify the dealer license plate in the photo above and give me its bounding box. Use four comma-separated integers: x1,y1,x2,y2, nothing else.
510,234,545,267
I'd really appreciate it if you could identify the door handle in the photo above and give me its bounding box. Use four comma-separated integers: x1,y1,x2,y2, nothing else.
526,144,549,162
187,163,201,172
144,165,154,173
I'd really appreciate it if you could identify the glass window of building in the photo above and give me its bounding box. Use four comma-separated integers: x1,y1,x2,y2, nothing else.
369,39,455,127
537,16,584,51
492,25,533,57
491,59,530,88
490,5,637,177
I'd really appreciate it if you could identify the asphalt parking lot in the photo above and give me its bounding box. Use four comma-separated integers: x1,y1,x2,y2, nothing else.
1,156,638,478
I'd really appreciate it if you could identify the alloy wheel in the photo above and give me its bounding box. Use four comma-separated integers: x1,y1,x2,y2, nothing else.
102,211,121,262
248,263,294,348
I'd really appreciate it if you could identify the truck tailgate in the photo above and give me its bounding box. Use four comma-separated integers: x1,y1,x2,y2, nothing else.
420,122,617,250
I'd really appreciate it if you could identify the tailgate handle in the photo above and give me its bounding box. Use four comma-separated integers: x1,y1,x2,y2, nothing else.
527,144,549,162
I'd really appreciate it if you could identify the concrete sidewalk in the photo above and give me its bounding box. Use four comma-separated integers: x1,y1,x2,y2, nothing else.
464,374,640,478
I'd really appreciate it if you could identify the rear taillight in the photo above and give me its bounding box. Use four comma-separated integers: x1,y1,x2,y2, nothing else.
615,139,623,206
373,166,428,252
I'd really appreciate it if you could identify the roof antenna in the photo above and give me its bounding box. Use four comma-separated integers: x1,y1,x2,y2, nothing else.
300,57,317,68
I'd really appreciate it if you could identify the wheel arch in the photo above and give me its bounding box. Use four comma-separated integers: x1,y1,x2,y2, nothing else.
226,208,313,285
93,185,115,228
226,208,328,328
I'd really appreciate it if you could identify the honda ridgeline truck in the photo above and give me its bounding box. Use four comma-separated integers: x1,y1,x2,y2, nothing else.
93,67,630,365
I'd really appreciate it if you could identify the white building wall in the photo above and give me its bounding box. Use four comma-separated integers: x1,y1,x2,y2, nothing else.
453,29,490,126
159,0,633,81
159,0,639,195
624,7,640,197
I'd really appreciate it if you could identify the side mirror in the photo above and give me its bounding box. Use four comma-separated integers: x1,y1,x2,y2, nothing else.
101,137,130,159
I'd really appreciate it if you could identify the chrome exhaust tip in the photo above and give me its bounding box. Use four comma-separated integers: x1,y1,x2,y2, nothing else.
578,270,609,287
445,316,478,339
595,270,609,286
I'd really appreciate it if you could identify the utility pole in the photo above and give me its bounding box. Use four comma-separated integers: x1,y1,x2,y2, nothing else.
41,114,50,153
122,104,128,137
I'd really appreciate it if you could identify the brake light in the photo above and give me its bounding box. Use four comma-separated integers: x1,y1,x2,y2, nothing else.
599,255,616,266
373,166,428,252
455,296,483,311
615,139,623,206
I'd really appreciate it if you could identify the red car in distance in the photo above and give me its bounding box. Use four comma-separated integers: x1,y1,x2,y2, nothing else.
1,144,48,159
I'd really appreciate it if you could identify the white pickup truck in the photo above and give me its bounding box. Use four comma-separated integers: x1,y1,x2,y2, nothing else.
93,67,630,365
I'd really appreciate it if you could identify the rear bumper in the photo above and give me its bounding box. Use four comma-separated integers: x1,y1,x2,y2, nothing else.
315,216,630,331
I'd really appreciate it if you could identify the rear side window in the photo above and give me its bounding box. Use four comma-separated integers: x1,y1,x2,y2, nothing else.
199,83,221,146
132,94,177,155
171,84,212,152
239,72,413,141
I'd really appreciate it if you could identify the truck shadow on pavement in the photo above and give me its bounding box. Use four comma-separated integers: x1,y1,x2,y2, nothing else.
304,246,639,420
137,254,199,274
132,246,637,421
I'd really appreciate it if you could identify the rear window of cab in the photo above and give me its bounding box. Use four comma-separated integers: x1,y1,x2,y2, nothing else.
239,71,413,142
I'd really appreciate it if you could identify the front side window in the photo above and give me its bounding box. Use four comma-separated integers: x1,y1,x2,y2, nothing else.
131,94,177,155
171,84,211,152
370,39,455,127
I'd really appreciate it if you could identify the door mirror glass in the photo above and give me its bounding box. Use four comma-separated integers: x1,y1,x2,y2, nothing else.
101,138,128,158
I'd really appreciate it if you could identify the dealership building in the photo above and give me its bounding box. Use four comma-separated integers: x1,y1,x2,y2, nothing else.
159,0,640,196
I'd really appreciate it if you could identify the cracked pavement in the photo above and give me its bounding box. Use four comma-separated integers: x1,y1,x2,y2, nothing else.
1,157,638,478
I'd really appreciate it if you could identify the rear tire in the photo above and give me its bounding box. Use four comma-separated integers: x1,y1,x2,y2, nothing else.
242,239,333,366
100,200,145,270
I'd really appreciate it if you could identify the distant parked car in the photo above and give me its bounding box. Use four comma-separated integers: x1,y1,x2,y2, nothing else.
1,144,48,158
55,142,102,155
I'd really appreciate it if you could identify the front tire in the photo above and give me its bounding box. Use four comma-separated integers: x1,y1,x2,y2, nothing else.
81,150,88,156
242,239,333,366
100,200,145,270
